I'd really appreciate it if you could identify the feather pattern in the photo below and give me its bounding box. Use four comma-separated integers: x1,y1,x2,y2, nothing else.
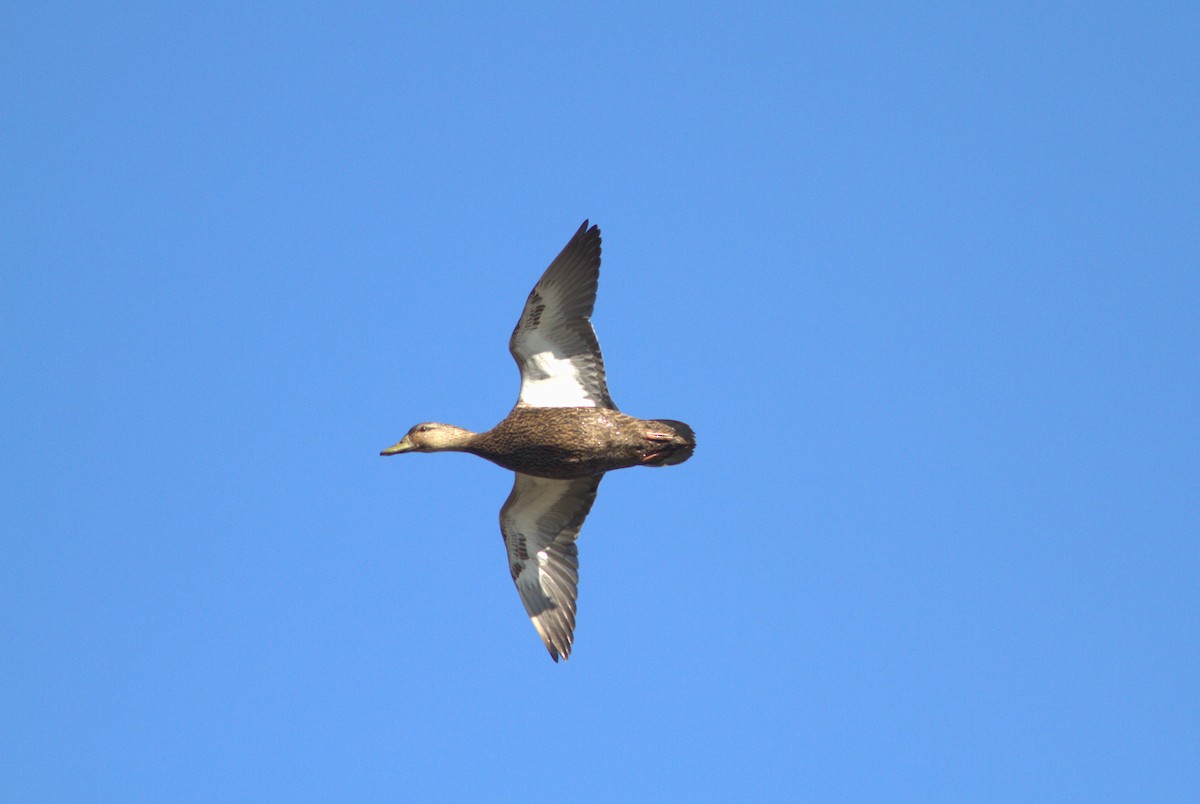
509,221,616,410
500,473,602,661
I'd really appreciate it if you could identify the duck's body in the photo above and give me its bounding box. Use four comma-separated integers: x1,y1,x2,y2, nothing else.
401,407,694,479
474,407,695,478
381,221,695,661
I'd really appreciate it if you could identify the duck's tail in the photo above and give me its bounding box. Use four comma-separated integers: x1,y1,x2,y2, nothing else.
643,419,696,467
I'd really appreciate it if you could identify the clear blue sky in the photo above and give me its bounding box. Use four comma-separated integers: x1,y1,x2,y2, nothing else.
3,3,1197,800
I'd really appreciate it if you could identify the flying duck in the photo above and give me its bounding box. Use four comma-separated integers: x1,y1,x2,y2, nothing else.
381,221,695,661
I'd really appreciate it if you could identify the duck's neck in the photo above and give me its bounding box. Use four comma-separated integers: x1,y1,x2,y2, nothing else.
427,423,479,452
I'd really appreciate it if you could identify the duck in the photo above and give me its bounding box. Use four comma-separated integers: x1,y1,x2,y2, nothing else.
380,221,695,661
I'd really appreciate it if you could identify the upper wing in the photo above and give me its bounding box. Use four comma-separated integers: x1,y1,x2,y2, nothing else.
508,221,616,409
499,472,603,661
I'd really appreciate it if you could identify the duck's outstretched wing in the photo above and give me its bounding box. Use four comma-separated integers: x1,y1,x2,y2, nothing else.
499,472,603,661
509,221,616,409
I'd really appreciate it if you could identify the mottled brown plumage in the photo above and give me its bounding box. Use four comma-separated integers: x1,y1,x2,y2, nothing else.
380,220,694,661
392,408,695,480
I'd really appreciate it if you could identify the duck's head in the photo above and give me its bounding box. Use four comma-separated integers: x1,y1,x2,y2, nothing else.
380,422,475,455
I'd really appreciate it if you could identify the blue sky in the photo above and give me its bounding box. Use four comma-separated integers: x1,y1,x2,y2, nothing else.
3,2,1197,800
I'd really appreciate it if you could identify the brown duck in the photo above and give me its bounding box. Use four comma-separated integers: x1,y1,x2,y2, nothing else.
380,221,695,661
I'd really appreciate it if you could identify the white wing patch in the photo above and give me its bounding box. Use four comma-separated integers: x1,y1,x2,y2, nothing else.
517,343,600,408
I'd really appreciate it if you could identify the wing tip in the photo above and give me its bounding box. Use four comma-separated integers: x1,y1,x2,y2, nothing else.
531,611,574,663
534,617,575,663
571,219,601,252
